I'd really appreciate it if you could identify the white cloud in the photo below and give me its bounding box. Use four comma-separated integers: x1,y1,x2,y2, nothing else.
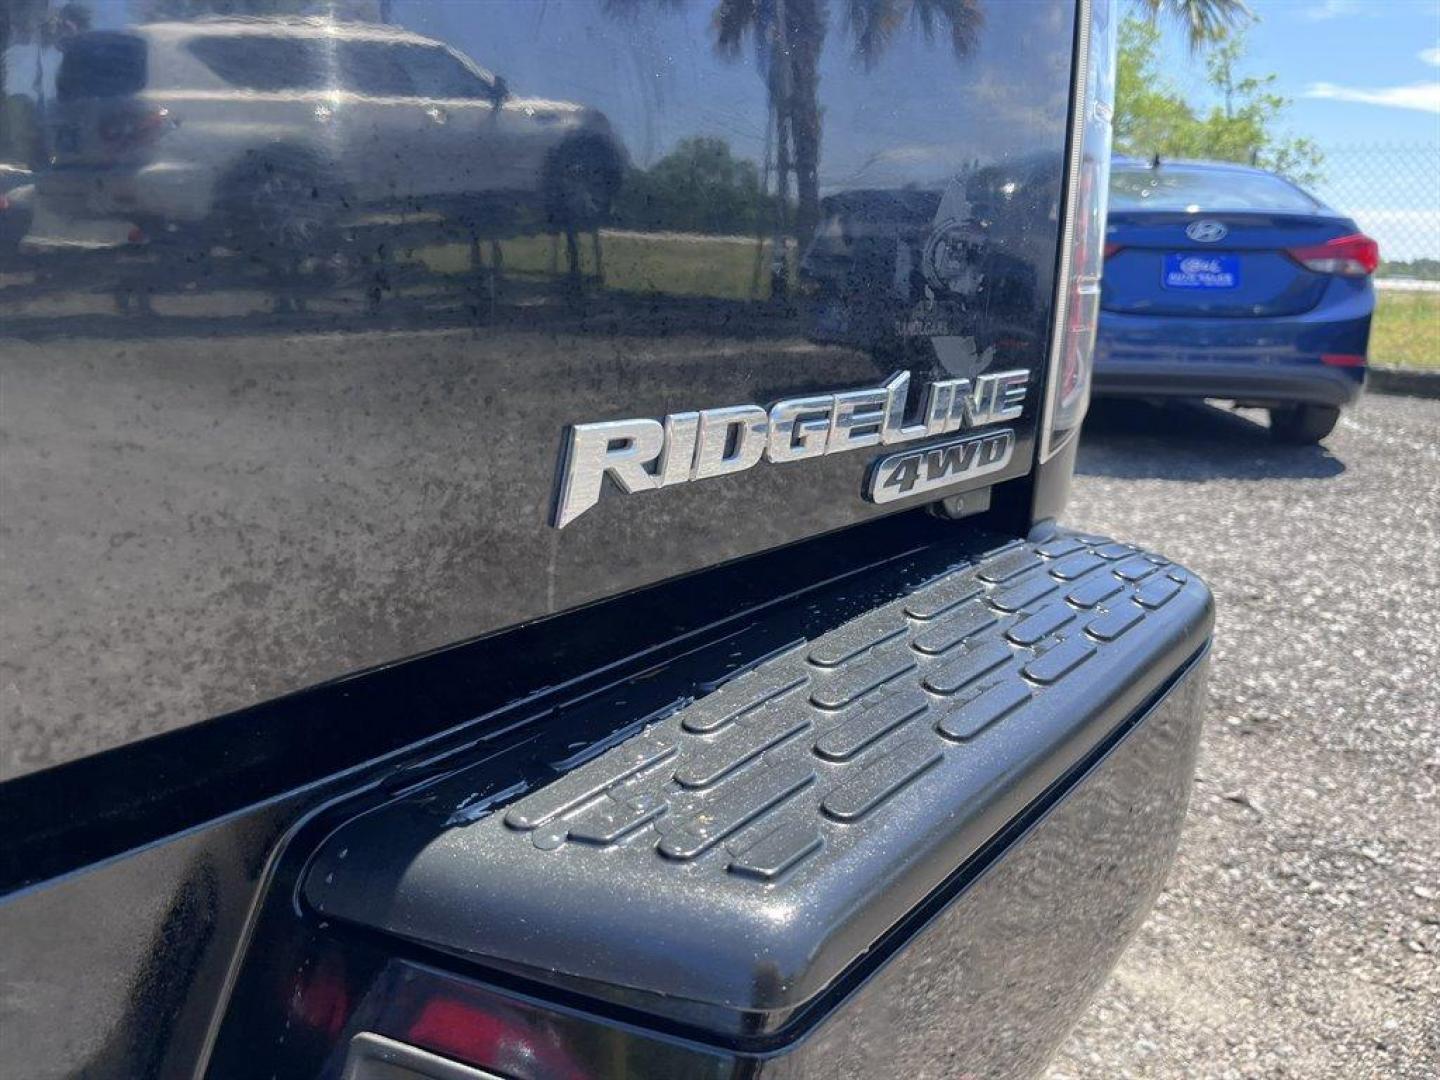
1421,46,1440,67
1305,0,1364,21
1305,81,1440,114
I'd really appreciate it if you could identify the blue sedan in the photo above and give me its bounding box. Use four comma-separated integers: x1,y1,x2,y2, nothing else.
1095,158,1377,444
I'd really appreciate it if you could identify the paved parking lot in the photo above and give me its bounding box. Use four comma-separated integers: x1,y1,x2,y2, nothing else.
1048,393,1439,1079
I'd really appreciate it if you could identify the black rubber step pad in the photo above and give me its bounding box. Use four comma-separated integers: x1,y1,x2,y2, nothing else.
304,531,1214,1027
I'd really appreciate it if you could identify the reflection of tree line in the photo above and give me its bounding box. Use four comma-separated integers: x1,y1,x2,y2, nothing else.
613,137,781,237
2,0,980,237
604,0,1250,252
608,0,984,251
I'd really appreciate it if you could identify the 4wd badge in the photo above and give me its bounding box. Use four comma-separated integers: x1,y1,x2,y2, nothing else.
552,369,1028,527
867,429,1014,504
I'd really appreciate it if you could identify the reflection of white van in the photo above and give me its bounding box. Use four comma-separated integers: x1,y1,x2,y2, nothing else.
40,18,625,249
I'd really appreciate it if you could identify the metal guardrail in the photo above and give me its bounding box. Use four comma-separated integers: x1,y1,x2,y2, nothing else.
1374,278,1440,293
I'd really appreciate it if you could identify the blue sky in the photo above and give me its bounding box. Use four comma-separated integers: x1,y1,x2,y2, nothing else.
1148,0,1439,145
1145,1,1440,257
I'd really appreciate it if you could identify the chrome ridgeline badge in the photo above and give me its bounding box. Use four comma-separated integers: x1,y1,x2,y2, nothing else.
552,369,1027,527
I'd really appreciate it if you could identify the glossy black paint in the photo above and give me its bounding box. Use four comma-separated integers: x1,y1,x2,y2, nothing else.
1,508,1018,892
0,516,1012,1074
2,0,1078,781
0,4,1129,1078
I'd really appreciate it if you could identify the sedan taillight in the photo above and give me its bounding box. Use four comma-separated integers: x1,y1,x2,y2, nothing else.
1287,233,1379,277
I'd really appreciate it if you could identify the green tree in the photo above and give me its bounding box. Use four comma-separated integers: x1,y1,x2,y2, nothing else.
1113,16,1322,185
614,136,780,236
1375,258,1440,281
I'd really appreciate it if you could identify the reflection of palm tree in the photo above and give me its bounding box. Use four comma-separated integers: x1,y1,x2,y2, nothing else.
610,0,1246,251
609,0,984,249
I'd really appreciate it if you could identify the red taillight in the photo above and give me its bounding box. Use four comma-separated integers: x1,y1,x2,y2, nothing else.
407,999,512,1065
1321,353,1367,367
1287,233,1379,277
405,997,587,1079
99,107,174,150
290,959,350,1040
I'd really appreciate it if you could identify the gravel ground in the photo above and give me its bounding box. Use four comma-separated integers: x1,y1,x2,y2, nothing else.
1046,393,1440,1079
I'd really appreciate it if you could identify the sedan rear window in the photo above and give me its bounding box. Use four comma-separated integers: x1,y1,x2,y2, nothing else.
1110,166,1321,213
56,33,147,100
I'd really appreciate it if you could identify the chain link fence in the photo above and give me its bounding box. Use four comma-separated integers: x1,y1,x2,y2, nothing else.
1309,144,1440,279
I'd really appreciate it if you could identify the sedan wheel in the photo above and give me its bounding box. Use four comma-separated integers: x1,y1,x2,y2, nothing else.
1269,404,1340,444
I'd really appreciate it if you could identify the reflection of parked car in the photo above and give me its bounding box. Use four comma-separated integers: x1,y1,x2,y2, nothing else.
799,158,1054,352
39,18,626,253
1096,158,1376,444
800,188,940,346
0,165,34,263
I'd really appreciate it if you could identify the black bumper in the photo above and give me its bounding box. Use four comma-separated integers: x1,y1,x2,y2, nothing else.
304,530,1214,1079
1095,359,1365,408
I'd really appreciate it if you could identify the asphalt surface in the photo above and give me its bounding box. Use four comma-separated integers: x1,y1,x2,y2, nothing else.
1046,393,1440,1079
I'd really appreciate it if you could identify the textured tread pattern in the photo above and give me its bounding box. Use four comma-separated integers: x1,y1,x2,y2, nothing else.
680,664,809,734
727,820,824,881
490,532,1199,883
1007,603,1076,647
1085,605,1145,642
936,681,1031,742
912,600,999,655
820,738,943,822
813,689,929,762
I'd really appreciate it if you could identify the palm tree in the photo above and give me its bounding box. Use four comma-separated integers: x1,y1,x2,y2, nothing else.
1138,0,1251,51
609,0,1249,249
